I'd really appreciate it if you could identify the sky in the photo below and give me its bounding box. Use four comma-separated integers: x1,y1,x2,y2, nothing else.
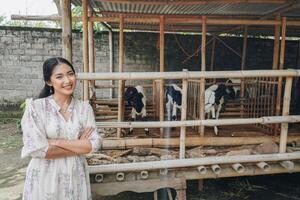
0,0,58,19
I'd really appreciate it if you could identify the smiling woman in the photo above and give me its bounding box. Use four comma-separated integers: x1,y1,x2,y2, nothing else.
21,57,101,200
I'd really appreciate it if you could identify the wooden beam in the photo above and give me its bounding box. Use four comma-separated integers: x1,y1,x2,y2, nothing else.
117,14,125,138
159,15,165,136
275,17,287,134
11,14,300,27
279,77,293,153
61,0,72,63
240,26,248,117
82,0,89,101
199,16,206,136
88,152,300,174
96,115,300,129
88,10,95,98
210,38,216,72
272,15,280,70
77,69,300,81
180,78,188,159
101,135,300,149
109,31,114,98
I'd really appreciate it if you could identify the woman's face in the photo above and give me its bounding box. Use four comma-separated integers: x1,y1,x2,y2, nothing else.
47,63,76,96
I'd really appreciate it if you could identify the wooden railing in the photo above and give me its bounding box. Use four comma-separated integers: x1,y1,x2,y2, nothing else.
78,69,300,159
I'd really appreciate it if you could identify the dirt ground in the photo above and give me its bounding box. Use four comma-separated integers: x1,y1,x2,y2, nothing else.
1,117,300,200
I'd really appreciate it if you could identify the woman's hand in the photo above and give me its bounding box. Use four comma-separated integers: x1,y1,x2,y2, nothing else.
79,127,94,140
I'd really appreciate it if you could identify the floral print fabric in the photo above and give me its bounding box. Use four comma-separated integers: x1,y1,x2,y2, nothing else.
21,95,101,200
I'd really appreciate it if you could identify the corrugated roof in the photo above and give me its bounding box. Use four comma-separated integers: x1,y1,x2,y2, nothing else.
71,0,300,36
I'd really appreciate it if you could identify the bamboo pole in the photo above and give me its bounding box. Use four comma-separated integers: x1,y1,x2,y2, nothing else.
88,10,95,95
279,77,293,153
159,15,165,136
61,0,72,63
101,135,300,149
180,79,188,159
96,115,300,128
77,70,300,81
82,0,89,101
276,17,287,135
199,16,207,136
88,152,300,174
117,14,125,138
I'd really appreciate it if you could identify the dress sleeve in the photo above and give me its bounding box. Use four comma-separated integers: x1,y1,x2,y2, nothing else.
82,101,101,153
21,99,49,158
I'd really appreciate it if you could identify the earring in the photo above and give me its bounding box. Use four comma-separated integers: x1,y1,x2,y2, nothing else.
50,86,53,94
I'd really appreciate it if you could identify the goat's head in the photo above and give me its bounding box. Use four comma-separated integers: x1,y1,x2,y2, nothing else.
225,79,236,100
124,87,138,106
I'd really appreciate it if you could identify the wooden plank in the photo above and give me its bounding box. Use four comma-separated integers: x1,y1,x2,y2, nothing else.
91,178,186,197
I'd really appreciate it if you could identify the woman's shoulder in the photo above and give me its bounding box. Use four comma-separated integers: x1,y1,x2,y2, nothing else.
24,97,48,111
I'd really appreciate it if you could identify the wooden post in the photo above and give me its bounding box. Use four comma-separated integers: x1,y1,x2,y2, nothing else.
117,14,125,138
180,78,188,159
109,30,114,98
272,15,280,70
240,26,248,117
88,10,95,98
210,38,215,72
159,15,165,136
61,0,72,63
82,0,89,101
279,77,292,153
275,17,286,134
199,16,206,136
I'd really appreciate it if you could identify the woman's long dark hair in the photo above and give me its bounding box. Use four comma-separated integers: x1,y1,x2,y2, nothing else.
38,57,75,98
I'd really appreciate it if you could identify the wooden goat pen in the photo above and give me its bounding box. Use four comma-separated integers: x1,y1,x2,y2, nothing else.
50,0,300,199
77,70,300,198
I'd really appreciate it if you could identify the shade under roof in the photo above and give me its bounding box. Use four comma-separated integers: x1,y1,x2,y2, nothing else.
71,0,300,36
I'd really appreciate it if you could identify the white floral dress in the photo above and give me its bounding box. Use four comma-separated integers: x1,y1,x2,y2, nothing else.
21,95,101,200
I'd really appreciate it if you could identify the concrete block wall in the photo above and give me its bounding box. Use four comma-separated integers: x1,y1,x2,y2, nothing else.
0,26,299,104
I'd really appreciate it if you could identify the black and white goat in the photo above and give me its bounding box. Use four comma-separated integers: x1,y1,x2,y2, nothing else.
205,83,235,135
165,84,182,121
165,83,235,135
124,85,149,135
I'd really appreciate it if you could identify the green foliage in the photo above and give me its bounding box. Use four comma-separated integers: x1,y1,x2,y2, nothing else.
16,101,26,130
71,6,105,33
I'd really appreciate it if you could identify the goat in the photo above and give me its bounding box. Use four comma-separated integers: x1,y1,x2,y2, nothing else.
165,84,182,121
124,85,149,135
205,83,235,135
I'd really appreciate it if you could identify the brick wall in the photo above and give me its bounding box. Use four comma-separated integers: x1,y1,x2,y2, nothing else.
0,26,299,103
